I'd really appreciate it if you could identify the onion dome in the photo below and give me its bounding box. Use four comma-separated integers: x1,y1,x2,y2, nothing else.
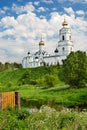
39,40,44,46
62,17,68,26
39,34,44,46
54,48,58,53
27,51,30,55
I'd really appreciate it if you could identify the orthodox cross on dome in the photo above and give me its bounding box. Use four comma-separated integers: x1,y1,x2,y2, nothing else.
41,34,43,41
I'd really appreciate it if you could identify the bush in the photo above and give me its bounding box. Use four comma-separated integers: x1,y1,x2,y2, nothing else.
44,74,57,87
6,81,13,87
17,109,30,120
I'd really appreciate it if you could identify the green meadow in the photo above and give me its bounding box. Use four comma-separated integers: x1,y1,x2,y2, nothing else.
0,65,87,129
0,65,87,109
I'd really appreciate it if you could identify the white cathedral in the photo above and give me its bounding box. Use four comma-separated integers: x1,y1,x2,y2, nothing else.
22,18,73,68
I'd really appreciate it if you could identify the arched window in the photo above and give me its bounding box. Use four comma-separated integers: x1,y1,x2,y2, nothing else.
62,35,64,40
62,47,65,51
69,36,71,40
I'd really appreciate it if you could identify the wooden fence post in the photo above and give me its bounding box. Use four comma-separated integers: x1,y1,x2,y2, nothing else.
0,93,2,109
15,92,20,109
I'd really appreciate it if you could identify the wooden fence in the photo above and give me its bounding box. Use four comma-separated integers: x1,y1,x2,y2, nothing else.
0,92,20,109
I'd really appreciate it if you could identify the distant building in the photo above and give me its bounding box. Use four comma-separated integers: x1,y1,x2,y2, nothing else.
22,18,73,68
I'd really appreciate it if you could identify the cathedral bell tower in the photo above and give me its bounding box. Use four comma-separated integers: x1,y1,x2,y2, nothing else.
58,18,73,58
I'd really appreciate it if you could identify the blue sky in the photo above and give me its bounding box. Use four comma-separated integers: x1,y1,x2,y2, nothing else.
0,0,87,63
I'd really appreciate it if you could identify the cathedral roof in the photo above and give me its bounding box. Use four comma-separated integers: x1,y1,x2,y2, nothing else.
34,50,48,56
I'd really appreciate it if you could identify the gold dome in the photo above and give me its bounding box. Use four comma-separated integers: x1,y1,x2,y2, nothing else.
62,17,68,26
39,34,44,46
39,40,44,46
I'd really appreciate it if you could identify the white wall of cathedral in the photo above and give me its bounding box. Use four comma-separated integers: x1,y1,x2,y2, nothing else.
22,60,40,68
58,44,73,56
22,55,60,68
44,56,59,66
39,45,43,52
58,55,67,65
60,35,72,42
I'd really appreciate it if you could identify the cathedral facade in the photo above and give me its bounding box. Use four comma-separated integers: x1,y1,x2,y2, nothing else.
22,18,73,68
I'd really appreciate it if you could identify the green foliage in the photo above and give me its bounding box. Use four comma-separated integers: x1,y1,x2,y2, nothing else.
0,62,22,72
27,106,87,130
0,108,29,130
30,74,58,88
61,51,87,88
0,106,87,130
6,81,13,87
0,64,87,109
20,85,87,109
17,109,30,120
0,65,61,87
44,74,58,87
18,70,31,85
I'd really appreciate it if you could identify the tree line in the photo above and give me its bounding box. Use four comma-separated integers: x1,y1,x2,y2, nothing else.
0,62,22,72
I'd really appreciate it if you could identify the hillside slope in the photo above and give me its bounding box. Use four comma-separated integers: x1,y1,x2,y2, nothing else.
0,65,87,109
0,65,61,86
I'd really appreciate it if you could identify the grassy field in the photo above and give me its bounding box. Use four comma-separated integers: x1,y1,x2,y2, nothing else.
19,85,87,109
0,65,87,109
0,66,87,129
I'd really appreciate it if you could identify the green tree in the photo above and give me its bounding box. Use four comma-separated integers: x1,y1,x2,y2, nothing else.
0,62,4,71
61,51,87,88
12,62,22,69
4,62,11,70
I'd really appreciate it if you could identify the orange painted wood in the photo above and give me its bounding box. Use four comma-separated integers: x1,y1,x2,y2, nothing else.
1,92,15,109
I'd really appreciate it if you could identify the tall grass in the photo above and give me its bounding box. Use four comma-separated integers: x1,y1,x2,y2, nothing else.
0,106,87,130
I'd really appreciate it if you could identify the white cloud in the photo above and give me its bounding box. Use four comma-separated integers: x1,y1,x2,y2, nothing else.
0,2,87,63
52,8,57,11
12,2,35,14
37,7,46,12
64,7,75,17
58,0,87,4
34,1,40,6
76,10,85,15
3,6,9,11
40,15,46,19
37,7,49,12
1,16,18,27
42,0,53,4
0,9,5,15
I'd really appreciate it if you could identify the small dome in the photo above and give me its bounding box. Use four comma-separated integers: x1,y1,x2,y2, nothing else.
62,18,68,26
39,40,44,46
39,34,44,46
54,48,58,53
27,51,30,55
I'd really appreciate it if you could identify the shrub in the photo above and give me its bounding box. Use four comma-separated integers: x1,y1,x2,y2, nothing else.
44,74,57,87
6,81,13,87
17,109,30,120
